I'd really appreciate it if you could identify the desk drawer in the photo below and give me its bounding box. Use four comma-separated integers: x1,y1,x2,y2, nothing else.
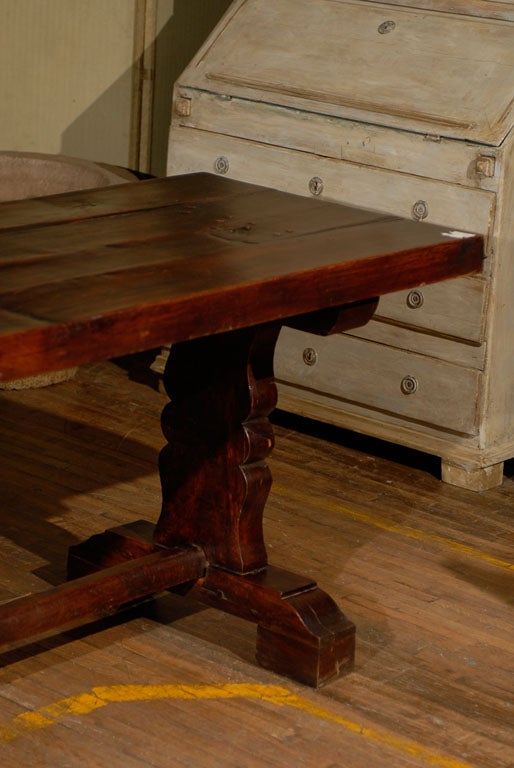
374,275,487,343
168,129,495,235
275,328,481,435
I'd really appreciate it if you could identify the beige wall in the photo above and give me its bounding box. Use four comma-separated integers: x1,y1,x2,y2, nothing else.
0,0,140,168
151,0,232,176
0,0,232,174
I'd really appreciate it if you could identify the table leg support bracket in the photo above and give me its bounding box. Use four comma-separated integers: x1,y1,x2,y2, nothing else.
69,522,355,687
191,565,355,687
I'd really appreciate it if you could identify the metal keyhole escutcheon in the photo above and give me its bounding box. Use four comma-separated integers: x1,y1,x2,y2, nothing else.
303,348,318,366
378,20,396,34
309,177,324,196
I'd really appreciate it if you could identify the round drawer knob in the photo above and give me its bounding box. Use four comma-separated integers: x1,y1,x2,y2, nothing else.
214,156,229,175
401,375,418,395
412,200,428,221
406,289,424,309
303,347,318,366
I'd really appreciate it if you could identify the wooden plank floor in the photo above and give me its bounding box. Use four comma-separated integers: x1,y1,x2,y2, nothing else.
0,355,512,768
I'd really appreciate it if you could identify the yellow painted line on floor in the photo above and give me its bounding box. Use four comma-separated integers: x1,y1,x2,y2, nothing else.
274,483,514,571
0,682,475,768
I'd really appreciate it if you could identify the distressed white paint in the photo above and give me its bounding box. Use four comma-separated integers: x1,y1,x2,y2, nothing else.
168,0,514,488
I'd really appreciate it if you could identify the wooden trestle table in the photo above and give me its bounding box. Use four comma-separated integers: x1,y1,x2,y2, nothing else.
0,174,483,686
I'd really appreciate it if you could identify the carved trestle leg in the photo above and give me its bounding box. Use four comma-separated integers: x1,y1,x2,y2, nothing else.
68,323,355,686
153,325,355,687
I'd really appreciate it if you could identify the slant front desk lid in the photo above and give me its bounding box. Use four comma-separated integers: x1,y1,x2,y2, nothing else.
183,0,514,145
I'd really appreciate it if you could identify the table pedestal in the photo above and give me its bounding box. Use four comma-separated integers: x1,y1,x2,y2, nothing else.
68,323,355,686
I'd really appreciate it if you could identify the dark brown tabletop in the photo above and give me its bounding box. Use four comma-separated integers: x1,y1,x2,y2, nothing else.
0,173,483,383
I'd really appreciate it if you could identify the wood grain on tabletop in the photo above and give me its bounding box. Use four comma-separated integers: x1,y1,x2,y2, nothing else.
0,174,482,382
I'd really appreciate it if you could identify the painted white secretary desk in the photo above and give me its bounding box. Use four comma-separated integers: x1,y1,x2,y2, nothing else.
167,0,514,490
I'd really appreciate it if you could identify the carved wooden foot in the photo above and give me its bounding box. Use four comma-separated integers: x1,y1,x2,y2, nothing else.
192,565,355,687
